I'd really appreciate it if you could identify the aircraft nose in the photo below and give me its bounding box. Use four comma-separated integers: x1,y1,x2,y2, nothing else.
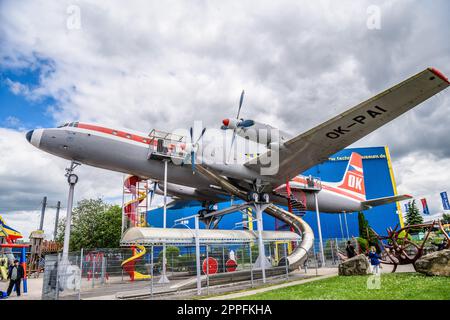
26,130,34,143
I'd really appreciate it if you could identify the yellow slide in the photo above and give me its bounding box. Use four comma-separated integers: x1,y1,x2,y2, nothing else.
121,245,151,281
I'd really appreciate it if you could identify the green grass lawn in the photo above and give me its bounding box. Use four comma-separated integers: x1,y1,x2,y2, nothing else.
240,273,450,300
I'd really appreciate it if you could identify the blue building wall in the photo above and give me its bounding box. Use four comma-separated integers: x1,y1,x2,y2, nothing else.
146,146,402,240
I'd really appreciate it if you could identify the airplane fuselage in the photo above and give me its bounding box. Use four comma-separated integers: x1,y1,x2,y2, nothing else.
27,122,365,213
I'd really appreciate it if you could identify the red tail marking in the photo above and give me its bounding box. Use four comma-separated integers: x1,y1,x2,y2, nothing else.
338,152,366,198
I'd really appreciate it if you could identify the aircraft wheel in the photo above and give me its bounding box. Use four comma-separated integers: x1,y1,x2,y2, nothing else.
248,192,259,202
261,193,270,203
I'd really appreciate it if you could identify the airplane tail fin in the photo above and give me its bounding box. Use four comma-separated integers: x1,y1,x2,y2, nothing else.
337,152,366,201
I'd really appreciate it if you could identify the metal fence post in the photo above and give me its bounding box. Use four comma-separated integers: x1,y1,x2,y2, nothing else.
92,256,95,288
150,245,154,298
330,239,335,265
313,245,318,276
206,245,209,295
78,249,83,300
100,254,105,285
55,252,61,300
222,246,225,273
249,243,253,288
284,242,288,280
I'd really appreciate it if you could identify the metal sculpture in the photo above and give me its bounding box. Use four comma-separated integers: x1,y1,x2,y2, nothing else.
371,220,450,273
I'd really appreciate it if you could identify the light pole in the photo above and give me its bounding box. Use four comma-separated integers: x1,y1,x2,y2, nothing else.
338,214,344,239
159,159,170,284
62,162,80,262
53,201,61,241
343,211,350,240
314,192,325,266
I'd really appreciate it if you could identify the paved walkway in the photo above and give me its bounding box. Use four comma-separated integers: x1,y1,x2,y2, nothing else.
1,276,43,300
204,268,338,300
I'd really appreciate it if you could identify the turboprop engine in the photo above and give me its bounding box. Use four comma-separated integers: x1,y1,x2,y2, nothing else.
222,118,290,146
221,90,290,148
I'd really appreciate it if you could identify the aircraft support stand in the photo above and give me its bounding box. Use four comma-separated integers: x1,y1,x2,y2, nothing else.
254,203,269,283
159,159,170,284
194,214,201,295
314,192,325,266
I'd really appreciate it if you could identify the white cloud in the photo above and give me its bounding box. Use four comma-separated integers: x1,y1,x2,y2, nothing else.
394,152,450,214
0,0,449,233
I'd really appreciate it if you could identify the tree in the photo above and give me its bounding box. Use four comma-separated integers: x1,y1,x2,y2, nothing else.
405,200,424,233
357,211,378,250
56,198,122,251
441,213,450,224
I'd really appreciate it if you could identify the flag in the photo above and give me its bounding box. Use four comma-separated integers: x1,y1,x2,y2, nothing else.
420,198,430,215
404,203,410,213
440,191,450,211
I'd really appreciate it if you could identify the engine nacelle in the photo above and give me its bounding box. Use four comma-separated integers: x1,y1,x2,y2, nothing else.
236,121,290,146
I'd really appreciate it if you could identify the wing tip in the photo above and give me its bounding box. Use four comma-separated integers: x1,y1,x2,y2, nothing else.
429,67,450,84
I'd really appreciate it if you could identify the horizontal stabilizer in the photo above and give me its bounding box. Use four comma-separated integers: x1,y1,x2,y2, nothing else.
361,194,412,208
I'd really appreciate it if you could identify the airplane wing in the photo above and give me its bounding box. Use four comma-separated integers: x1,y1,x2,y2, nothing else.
245,68,449,188
361,194,412,209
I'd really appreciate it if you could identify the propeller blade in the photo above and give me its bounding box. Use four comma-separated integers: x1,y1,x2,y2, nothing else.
191,150,195,172
149,181,157,206
194,127,206,145
189,127,194,143
236,90,244,120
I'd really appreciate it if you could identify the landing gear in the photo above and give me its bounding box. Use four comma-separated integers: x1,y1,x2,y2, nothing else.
197,202,222,229
247,191,270,203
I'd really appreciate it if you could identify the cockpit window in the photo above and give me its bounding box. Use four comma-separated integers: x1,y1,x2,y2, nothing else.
57,122,79,128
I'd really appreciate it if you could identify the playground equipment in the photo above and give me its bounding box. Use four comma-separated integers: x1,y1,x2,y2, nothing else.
27,230,45,276
121,244,151,281
85,251,109,282
122,175,152,280
0,215,23,244
372,220,450,272
0,243,29,293
123,175,149,228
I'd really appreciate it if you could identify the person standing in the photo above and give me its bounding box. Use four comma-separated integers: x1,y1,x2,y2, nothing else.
345,240,356,258
368,246,381,274
7,259,24,297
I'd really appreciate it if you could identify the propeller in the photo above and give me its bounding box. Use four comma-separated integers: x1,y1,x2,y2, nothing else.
224,90,252,163
187,126,206,173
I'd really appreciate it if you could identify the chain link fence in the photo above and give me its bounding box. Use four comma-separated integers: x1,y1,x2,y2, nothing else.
40,238,352,300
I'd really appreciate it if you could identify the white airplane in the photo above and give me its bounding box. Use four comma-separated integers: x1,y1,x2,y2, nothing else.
26,68,449,221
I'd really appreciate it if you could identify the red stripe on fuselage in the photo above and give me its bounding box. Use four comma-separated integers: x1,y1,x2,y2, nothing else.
75,123,363,203
77,123,153,145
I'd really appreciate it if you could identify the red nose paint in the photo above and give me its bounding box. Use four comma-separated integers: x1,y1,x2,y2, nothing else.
222,118,230,126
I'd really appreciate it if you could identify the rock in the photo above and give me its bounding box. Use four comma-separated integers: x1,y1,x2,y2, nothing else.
414,249,450,276
338,254,371,276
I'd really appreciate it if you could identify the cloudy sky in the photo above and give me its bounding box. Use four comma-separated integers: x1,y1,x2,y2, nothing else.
0,0,449,239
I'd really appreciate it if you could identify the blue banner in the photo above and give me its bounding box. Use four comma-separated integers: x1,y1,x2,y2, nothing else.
441,191,450,211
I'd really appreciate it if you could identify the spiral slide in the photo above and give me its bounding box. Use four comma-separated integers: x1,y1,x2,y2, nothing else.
123,175,147,227
121,244,151,281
